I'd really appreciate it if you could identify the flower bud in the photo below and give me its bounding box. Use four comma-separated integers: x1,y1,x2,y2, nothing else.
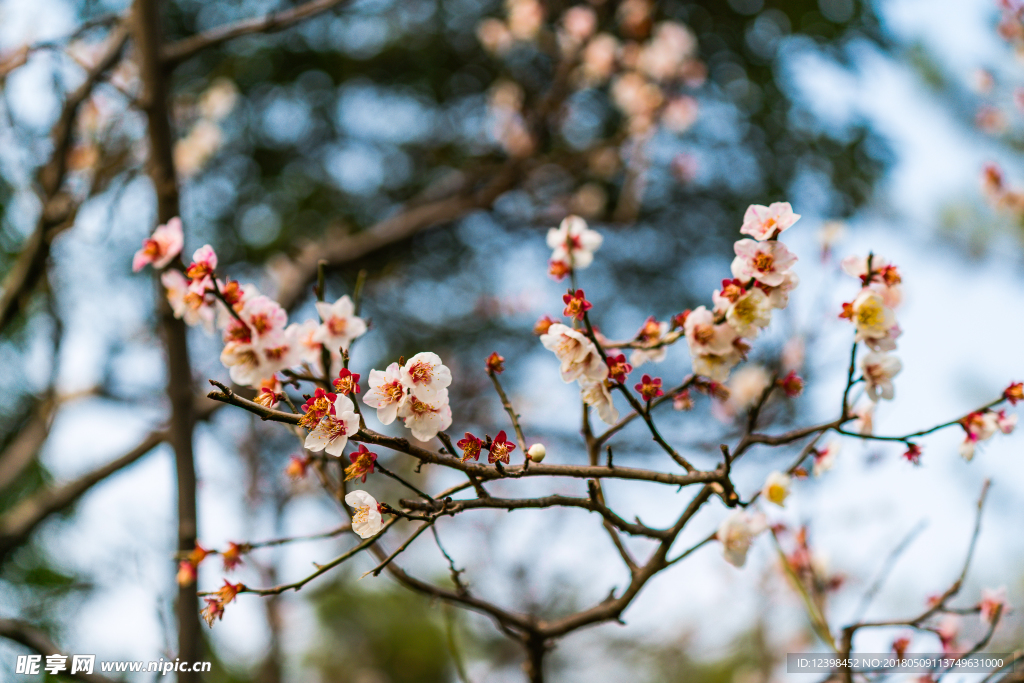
527,443,546,463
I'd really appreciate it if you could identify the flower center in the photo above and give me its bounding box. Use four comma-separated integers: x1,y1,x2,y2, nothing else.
856,302,883,328
383,381,404,404
353,505,372,524
250,313,271,335
694,325,715,345
408,361,432,384
327,316,347,336
752,252,774,272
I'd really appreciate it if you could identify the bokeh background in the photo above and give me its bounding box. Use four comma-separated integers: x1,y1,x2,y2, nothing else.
1,0,1023,680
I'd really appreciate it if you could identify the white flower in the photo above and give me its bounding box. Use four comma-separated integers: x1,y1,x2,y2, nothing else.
849,402,875,435
691,349,742,383
363,363,407,425
546,215,603,269
133,217,184,271
684,306,737,356
304,395,361,456
996,411,1017,434
313,295,367,353
731,239,798,287
813,441,840,476
286,319,324,367
725,287,772,339
540,323,608,383
397,392,453,442
762,270,800,310
762,471,790,507
239,295,289,347
220,340,278,387
345,490,385,538
580,379,619,424
162,269,215,333
848,290,897,344
400,352,452,403
861,352,902,401
726,365,771,412
740,202,801,241
629,318,669,368
864,323,901,353
717,510,767,568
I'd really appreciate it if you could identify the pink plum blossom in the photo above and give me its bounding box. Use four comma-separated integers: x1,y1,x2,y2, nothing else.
740,202,800,241
731,239,798,287
133,217,184,271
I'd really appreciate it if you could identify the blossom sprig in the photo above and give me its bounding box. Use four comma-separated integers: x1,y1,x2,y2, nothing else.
546,215,602,276
200,580,244,628
363,353,453,441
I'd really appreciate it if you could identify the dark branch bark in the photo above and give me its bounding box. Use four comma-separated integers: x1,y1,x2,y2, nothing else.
133,0,200,674
162,0,353,66
0,619,117,683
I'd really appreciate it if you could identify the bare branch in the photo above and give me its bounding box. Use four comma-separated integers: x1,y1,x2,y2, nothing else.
162,0,354,66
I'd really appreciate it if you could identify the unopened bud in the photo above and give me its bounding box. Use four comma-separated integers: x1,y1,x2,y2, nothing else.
527,443,546,463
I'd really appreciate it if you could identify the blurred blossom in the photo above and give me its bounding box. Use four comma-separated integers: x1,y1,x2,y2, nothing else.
174,120,223,178
570,183,608,219
477,18,513,55
561,6,598,44
580,34,619,85
975,105,1007,134
818,220,847,257
638,22,697,81
616,0,654,40
781,336,805,373
506,0,544,40
199,78,239,122
972,68,995,94
661,96,699,132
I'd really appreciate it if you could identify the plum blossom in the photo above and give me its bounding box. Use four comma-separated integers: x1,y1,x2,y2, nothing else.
714,283,771,339
488,430,516,464
725,364,771,413
684,306,737,356
778,371,804,397
635,374,663,401
629,317,669,367
344,444,377,482
903,443,923,465
333,368,361,396
842,290,897,344
691,349,742,383
959,411,1000,461
162,269,215,332
363,363,406,425
762,471,791,507
526,443,546,462
398,392,453,441
740,202,801,241
546,215,603,269
1004,381,1023,405
731,240,798,287
717,510,766,568
540,323,608,383
345,490,385,539
605,353,633,383
996,409,1017,434
760,270,800,309
980,587,1008,624
813,441,840,476
304,394,360,456
133,217,184,271
313,295,367,352
562,289,592,320
458,433,483,462
861,352,902,401
186,245,217,280
401,352,453,403
580,379,619,424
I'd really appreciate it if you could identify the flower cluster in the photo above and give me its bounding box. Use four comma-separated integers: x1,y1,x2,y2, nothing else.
540,320,619,424
133,218,367,389
958,407,1016,461
684,202,801,382
839,252,904,405
363,352,453,441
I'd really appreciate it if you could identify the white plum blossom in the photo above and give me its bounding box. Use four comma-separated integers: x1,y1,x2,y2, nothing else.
398,391,453,442
740,202,800,241
345,490,385,539
239,295,288,346
959,411,1001,461
717,510,767,568
691,349,742,383
304,394,361,456
731,239,798,287
684,306,737,356
313,295,367,352
401,352,453,403
540,323,608,383
725,287,772,339
546,215,603,269
762,471,791,507
997,410,1017,434
726,365,772,412
286,319,323,367
629,318,670,368
762,270,800,309
849,401,875,435
813,441,840,476
864,323,902,353
580,379,619,424
220,338,282,387
848,290,897,343
861,352,902,401
363,363,407,425
162,269,215,333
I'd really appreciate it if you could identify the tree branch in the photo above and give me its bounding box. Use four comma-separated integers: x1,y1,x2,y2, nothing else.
162,0,354,66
